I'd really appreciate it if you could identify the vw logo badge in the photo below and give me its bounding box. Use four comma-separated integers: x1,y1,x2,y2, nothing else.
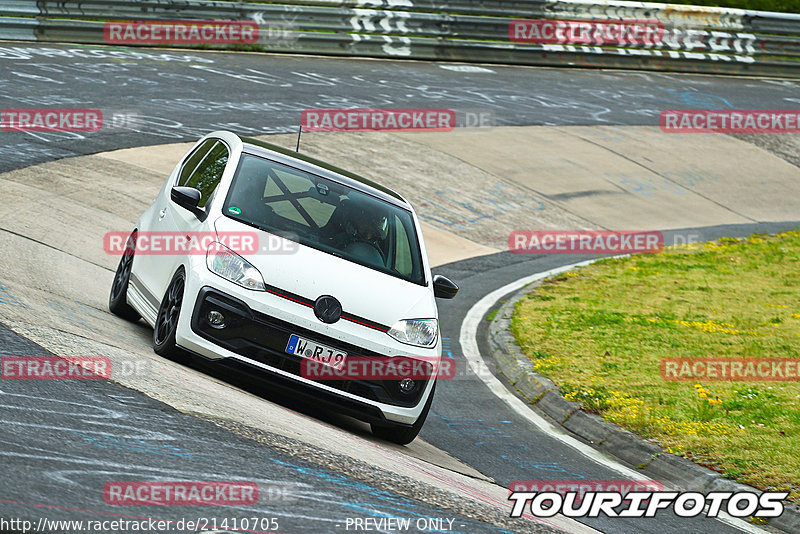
314,295,342,324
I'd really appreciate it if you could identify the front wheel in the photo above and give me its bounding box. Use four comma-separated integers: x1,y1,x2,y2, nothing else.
108,232,141,322
371,382,435,445
153,269,185,358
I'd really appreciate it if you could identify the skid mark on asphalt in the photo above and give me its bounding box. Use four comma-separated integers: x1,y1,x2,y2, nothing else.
417,184,546,230
70,430,196,458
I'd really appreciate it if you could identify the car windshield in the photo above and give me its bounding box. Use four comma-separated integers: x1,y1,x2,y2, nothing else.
223,152,425,285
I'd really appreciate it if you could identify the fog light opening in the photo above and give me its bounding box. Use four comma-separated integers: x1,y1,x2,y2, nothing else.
207,310,226,329
399,378,416,393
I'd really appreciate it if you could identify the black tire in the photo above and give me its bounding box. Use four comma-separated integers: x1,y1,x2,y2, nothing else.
371,382,436,445
108,232,141,322
153,269,186,358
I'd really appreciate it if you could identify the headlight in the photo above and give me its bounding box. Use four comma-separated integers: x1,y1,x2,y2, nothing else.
387,319,438,347
206,243,266,291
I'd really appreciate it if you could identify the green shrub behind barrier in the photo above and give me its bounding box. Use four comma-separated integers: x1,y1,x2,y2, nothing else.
220,0,800,13
644,0,799,13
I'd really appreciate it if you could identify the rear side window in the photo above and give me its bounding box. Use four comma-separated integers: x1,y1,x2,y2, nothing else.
180,140,229,208
179,139,216,185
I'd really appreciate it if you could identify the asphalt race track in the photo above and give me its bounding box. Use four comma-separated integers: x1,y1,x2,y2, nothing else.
1,42,800,534
1,42,800,173
0,325,525,534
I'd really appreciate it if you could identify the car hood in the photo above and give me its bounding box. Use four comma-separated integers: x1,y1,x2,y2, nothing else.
214,217,435,326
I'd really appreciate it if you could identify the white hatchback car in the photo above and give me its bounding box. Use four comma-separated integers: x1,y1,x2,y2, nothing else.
109,131,458,444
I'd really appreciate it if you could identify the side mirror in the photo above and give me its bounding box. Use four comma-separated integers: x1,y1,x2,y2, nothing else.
433,274,459,299
171,186,205,220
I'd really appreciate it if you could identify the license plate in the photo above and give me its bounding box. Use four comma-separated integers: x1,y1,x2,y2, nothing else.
286,334,347,371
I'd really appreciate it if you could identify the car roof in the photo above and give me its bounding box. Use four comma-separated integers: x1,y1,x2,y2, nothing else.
237,135,410,209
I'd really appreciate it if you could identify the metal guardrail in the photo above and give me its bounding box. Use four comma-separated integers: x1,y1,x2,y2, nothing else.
0,0,799,77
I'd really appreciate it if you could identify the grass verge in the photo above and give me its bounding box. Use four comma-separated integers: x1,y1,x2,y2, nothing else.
511,231,800,502
643,0,798,13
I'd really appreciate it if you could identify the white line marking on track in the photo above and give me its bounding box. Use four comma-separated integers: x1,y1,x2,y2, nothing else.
439,65,495,73
459,260,770,534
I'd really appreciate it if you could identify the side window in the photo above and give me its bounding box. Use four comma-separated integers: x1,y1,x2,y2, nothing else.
178,139,216,186
182,141,229,208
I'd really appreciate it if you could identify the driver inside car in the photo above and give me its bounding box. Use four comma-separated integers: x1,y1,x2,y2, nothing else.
331,202,388,267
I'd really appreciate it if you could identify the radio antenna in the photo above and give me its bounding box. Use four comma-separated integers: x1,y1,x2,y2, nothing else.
295,124,302,152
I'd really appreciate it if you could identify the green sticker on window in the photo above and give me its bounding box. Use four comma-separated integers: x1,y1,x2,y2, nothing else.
228,206,241,215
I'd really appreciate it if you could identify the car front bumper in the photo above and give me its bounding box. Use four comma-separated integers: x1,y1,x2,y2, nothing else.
174,271,438,425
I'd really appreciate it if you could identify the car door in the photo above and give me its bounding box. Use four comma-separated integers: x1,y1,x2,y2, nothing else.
138,138,230,308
